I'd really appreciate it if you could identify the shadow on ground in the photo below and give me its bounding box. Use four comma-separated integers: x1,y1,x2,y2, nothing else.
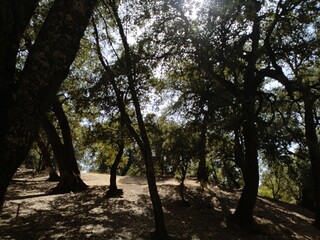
0,171,319,240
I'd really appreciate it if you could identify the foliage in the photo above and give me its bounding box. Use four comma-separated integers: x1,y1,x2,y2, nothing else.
8,0,320,225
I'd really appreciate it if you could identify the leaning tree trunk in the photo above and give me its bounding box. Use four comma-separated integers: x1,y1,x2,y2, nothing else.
52,96,87,192
140,145,169,238
0,0,97,212
0,0,39,140
52,96,81,176
303,90,320,229
92,3,169,237
41,114,87,194
106,142,124,197
232,100,259,229
0,0,39,212
36,136,60,182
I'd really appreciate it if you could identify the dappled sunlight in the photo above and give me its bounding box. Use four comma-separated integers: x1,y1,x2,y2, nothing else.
254,197,317,240
1,171,319,239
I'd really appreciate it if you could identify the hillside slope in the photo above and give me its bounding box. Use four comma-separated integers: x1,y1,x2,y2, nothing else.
0,169,319,239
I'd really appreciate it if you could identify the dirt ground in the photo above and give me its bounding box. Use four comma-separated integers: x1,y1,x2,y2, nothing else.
0,169,319,239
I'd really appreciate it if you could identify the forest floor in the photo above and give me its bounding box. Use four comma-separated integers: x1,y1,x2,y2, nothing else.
0,169,319,240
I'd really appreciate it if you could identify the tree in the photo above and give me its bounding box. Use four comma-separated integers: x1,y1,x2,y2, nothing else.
0,0,97,211
209,133,242,190
258,87,309,205
144,114,169,176
139,0,318,230
0,0,39,133
36,134,60,182
41,96,87,193
92,1,169,237
263,0,320,228
189,0,264,228
107,140,124,197
163,123,196,204
145,0,262,228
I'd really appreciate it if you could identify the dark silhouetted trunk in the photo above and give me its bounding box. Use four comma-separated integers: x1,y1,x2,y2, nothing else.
140,147,168,238
303,90,320,229
36,136,60,182
232,7,261,229
0,0,97,211
232,99,259,229
233,124,245,170
300,173,315,212
106,142,124,197
41,114,87,193
0,0,39,212
0,0,39,140
52,96,81,176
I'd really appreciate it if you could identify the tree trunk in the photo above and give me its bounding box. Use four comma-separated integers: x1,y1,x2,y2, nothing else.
233,124,245,170
0,0,39,140
106,142,124,197
93,2,169,237
0,0,39,212
231,7,261,228
141,147,169,239
0,0,96,212
52,96,81,175
232,100,259,229
299,169,314,211
303,90,320,229
36,136,60,182
41,114,87,194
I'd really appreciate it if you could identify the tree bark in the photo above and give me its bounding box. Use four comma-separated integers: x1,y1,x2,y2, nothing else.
0,0,39,211
303,90,320,229
36,136,60,182
114,6,169,234
140,147,168,238
233,124,245,170
0,0,39,140
231,3,261,228
232,99,259,229
299,169,314,211
106,142,124,197
41,113,87,194
0,0,97,211
52,96,81,175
